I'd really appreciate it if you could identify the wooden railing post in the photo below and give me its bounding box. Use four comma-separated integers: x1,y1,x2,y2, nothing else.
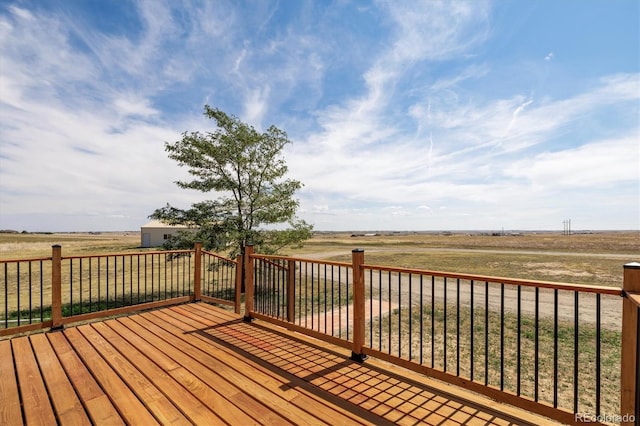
193,242,202,302
287,260,295,322
234,255,243,314
621,262,640,425
51,245,63,330
350,248,368,362
243,245,255,322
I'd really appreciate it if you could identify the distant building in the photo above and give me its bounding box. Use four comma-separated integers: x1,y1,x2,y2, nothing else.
140,220,191,248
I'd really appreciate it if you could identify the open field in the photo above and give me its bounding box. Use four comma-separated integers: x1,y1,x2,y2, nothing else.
286,231,639,288
0,232,144,259
2,230,637,286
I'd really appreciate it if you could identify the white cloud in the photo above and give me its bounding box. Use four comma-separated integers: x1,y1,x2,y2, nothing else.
504,136,638,188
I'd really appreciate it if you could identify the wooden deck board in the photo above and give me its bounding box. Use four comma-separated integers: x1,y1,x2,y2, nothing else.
11,337,57,425
0,340,23,426
28,334,91,426
46,332,124,426
128,311,325,425
0,302,559,426
99,318,257,426
77,325,183,424
63,327,160,425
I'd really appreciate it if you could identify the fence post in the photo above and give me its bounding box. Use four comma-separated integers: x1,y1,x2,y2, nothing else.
243,245,255,322
51,245,63,330
287,260,295,322
621,262,640,425
350,248,368,362
193,242,202,302
234,255,243,314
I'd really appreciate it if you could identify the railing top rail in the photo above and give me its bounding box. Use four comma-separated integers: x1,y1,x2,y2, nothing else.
0,256,52,264
60,249,195,260
201,250,238,264
250,253,352,268
626,291,640,308
362,263,623,296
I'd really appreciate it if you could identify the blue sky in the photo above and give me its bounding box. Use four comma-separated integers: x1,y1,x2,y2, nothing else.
0,0,638,232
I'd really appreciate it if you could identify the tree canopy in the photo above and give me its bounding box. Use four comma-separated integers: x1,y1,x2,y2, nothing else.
151,105,312,256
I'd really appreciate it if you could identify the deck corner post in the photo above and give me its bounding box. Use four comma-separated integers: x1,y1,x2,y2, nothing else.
350,248,368,363
193,242,202,302
287,259,295,322
51,245,63,331
621,262,640,425
243,245,255,322
235,254,243,314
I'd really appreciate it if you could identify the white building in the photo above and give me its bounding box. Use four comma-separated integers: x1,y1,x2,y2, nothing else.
140,220,191,248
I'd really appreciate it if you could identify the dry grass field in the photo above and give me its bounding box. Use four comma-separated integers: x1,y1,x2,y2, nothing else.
0,232,145,259
286,230,639,287
1,230,637,286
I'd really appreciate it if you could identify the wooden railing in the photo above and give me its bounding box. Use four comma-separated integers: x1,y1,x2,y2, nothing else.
0,243,239,337
2,244,638,425
245,246,639,426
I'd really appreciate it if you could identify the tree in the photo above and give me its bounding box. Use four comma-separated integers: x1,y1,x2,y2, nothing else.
151,105,313,258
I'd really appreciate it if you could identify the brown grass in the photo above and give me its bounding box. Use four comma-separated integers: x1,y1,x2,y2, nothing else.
297,230,639,254
286,231,637,288
0,232,144,259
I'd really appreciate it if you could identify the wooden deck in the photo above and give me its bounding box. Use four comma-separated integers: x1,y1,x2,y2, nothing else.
1,302,559,425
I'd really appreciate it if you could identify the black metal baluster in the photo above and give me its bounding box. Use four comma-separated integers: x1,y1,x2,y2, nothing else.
444,277,447,371
324,264,327,332
574,291,579,414
28,262,33,323
388,270,392,353
137,255,141,303
121,256,125,306
409,273,412,361
554,289,559,407
4,263,8,328
431,275,435,368
535,287,539,401
596,293,601,417
369,268,372,346
379,270,382,350
79,258,84,312
517,285,521,396
130,256,133,305
106,256,110,307
456,278,460,376
70,260,74,315
485,281,489,386
88,259,93,312
39,260,44,321
399,272,402,358
143,255,148,302
420,275,424,365
16,263,20,325
470,279,474,380
337,264,341,336
500,283,504,391
331,265,335,336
